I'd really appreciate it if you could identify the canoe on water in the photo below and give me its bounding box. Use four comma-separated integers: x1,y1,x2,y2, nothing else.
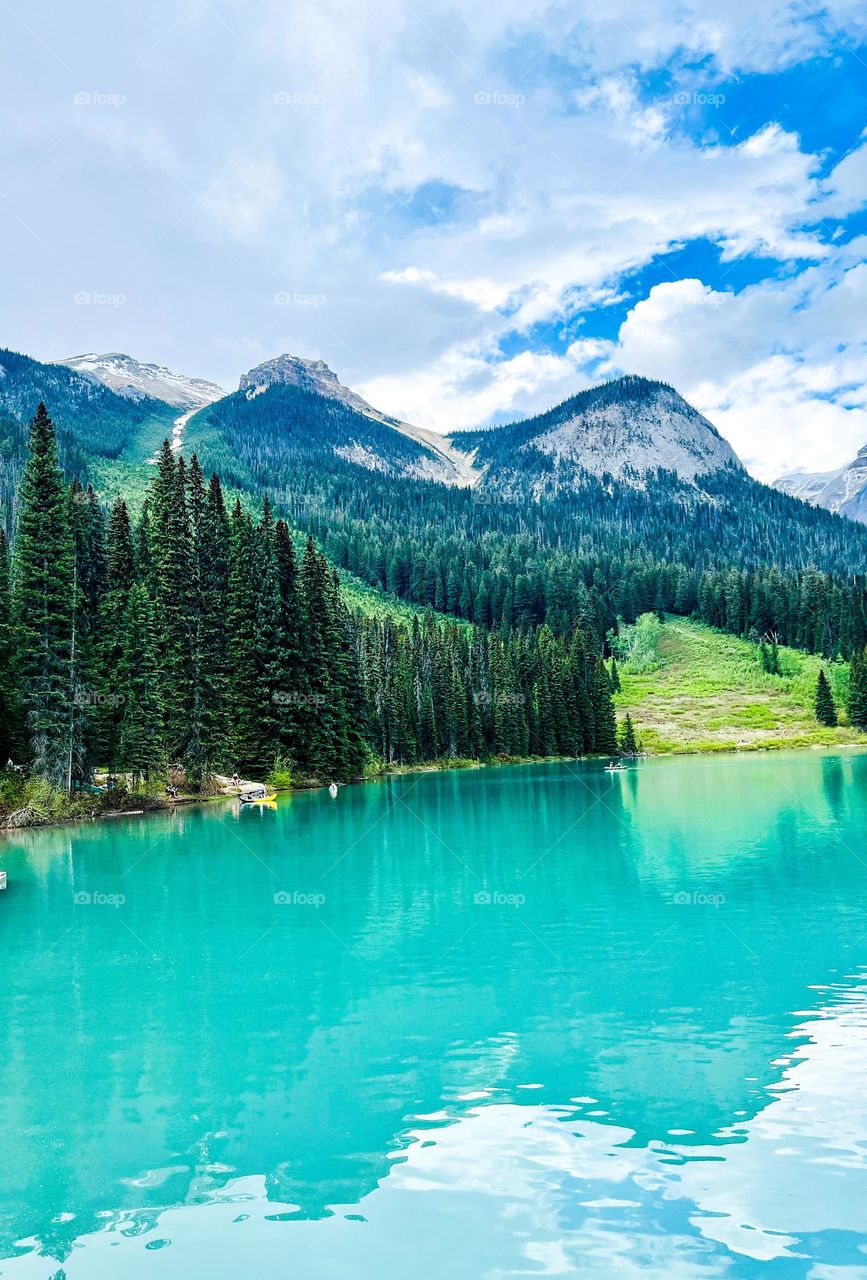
239,790,277,805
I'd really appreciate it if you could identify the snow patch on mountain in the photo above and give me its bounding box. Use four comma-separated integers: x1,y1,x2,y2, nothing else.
59,353,225,410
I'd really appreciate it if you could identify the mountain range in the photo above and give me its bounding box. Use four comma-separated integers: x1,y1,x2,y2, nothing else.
4,347,744,496
2,344,867,579
221,357,742,496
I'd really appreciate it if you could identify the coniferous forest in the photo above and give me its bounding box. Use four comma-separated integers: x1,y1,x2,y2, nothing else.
5,388,867,823
191,381,867,660
0,405,618,811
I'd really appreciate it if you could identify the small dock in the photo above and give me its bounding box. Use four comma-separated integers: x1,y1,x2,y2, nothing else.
0,870,7,891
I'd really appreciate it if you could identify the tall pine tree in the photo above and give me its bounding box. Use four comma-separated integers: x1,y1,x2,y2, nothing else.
815,669,837,727
12,404,76,786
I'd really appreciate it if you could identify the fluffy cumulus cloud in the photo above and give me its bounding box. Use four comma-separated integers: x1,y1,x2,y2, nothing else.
360,347,584,434
1,0,866,473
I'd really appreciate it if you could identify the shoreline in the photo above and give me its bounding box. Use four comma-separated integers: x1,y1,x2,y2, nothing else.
3,741,867,837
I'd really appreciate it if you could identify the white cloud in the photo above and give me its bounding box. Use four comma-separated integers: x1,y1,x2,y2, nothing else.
200,156,285,242
566,260,867,480
358,346,582,432
2,0,867,474
819,135,867,219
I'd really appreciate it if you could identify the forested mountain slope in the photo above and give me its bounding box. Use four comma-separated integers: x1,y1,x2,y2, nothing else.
0,349,175,530
5,344,867,692
142,358,867,663
190,365,469,485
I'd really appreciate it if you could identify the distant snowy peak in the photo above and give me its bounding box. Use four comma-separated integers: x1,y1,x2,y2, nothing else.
774,443,867,524
59,353,225,409
238,354,478,486
773,468,845,504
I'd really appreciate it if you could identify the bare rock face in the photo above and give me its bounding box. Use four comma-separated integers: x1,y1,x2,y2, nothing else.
452,375,744,498
239,355,344,398
529,384,741,486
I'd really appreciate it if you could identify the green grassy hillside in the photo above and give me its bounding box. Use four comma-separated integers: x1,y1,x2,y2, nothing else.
615,617,860,754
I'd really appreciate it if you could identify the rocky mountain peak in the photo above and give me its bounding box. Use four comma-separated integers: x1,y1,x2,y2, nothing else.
58,353,224,410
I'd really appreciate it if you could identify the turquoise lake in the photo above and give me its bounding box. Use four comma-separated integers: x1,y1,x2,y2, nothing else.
2,752,867,1277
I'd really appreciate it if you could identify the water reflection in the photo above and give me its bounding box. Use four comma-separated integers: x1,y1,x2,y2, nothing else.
1,753,866,1276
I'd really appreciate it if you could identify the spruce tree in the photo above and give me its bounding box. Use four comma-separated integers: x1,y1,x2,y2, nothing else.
226,502,261,773
815,669,837,727
183,454,212,786
274,520,304,760
106,498,135,595
100,498,136,767
298,536,332,777
252,496,284,769
591,657,618,754
848,648,867,730
195,471,231,772
67,480,107,778
117,583,164,784
619,712,638,755
325,569,368,778
12,404,76,786
155,456,195,770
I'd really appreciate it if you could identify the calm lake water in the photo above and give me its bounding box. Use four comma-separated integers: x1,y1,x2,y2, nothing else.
2,752,867,1277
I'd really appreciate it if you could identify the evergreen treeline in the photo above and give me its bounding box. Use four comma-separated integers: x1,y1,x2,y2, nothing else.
311,505,867,661
0,406,617,794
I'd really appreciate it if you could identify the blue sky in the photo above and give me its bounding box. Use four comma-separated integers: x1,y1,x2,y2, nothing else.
1,0,867,478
